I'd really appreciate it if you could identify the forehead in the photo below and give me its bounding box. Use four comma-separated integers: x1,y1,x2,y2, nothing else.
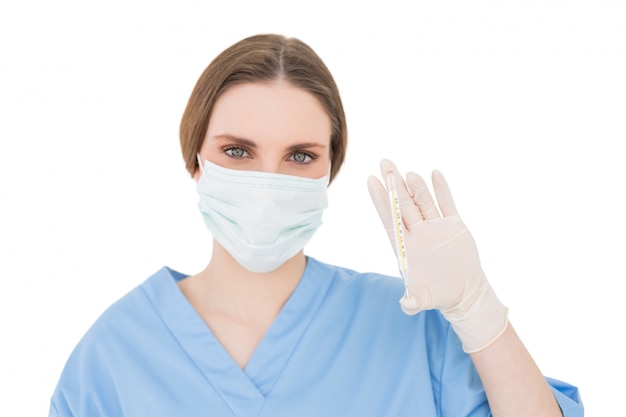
206,81,332,147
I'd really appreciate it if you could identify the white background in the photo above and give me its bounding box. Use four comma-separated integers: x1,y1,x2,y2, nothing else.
1,0,624,415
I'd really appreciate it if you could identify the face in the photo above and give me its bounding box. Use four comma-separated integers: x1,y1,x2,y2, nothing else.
195,81,332,180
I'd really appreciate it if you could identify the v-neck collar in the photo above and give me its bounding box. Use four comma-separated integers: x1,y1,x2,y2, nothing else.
140,257,334,417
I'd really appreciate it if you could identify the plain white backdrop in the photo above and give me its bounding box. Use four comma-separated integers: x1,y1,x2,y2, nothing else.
1,1,624,415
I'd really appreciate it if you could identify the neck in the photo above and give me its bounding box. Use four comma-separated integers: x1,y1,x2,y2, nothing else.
199,242,306,322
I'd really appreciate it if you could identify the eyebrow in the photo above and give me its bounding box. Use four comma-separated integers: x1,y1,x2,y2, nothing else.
213,134,257,148
213,134,328,152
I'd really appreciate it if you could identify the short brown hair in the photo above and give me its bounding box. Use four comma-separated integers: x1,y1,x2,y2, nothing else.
179,34,347,183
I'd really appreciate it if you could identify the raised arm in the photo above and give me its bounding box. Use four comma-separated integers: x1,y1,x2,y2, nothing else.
367,159,562,417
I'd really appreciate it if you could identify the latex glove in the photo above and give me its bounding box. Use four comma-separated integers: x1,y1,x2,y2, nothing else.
367,159,508,353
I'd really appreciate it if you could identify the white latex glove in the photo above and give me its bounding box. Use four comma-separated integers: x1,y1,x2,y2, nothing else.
367,159,508,353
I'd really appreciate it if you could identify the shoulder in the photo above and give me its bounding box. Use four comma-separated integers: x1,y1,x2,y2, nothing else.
85,267,180,337
53,266,183,379
50,267,187,414
306,256,451,335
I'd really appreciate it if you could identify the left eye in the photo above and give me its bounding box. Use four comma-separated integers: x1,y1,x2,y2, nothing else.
290,151,314,164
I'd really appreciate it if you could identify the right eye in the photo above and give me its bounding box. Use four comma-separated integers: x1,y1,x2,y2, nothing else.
223,146,249,159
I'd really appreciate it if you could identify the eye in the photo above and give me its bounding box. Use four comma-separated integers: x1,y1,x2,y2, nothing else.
224,146,249,159
289,151,315,164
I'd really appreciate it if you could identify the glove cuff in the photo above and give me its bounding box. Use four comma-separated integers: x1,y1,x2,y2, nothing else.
445,282,509,353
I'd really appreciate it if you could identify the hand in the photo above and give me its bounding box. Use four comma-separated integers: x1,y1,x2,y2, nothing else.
367,159,508,352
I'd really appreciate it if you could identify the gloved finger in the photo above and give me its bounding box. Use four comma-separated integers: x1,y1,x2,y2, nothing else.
367,175,396,249
432,170,458,217
406,172,441,220
379,159,423,229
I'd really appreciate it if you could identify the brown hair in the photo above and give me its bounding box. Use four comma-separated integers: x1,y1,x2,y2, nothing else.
180,34,347,183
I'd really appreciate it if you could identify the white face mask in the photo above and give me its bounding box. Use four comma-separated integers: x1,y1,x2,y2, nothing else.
196,156,329,273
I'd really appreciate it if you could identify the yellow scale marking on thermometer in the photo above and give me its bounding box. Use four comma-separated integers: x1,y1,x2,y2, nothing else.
386,173,411,299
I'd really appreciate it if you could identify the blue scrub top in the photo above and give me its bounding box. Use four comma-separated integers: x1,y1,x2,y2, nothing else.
49,257,583,416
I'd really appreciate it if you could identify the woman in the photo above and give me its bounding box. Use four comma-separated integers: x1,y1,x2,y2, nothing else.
49,34,583,417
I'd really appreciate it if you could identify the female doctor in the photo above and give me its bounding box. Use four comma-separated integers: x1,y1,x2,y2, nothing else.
49,34,583,417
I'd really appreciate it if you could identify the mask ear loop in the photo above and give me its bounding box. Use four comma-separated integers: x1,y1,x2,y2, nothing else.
196,153,205,173
325,161,332,186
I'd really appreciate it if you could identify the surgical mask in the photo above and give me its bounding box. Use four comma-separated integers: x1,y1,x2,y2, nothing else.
196,156,329,273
